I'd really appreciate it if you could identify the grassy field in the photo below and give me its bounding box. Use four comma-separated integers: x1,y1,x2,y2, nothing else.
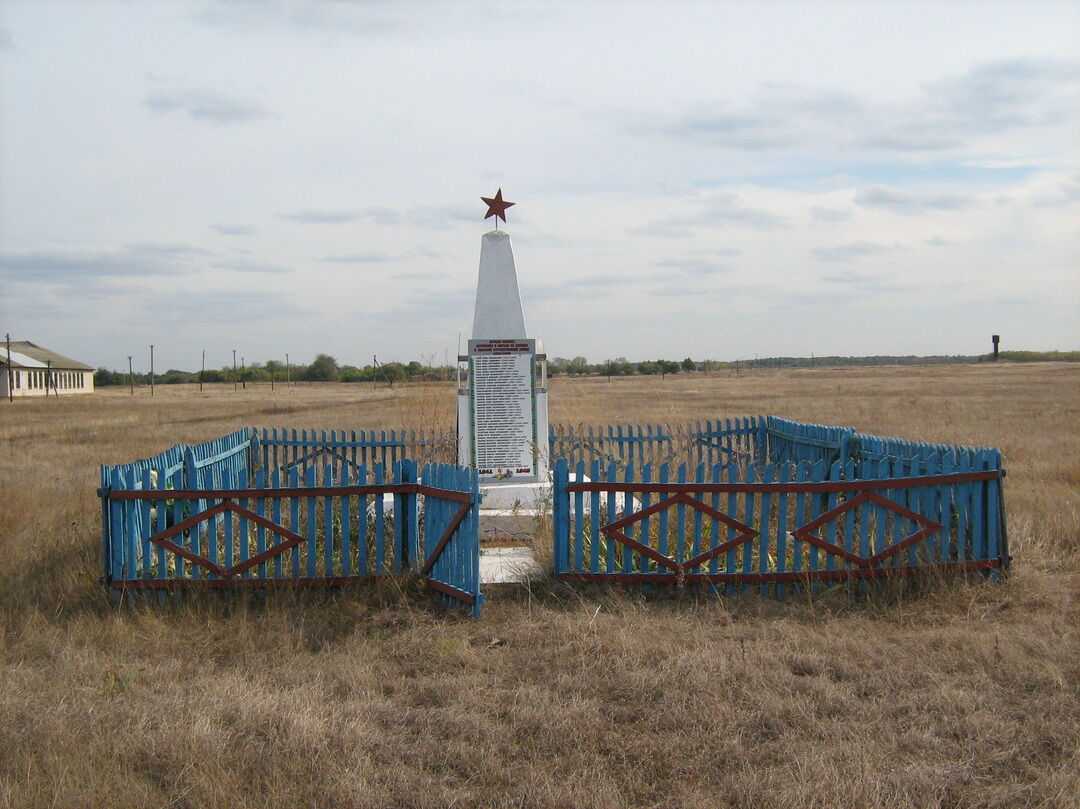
1,363,1077,808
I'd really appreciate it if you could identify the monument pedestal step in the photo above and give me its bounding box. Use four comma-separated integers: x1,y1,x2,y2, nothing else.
479,479,549,515
479,546,542,584
480,512,537,545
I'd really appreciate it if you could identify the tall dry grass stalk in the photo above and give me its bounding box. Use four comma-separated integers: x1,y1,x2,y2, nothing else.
0,363,1077,808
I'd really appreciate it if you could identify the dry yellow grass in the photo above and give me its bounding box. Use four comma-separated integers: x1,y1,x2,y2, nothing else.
1,363,1078,808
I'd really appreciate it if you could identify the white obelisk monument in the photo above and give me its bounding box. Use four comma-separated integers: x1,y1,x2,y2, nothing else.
458,190,549,510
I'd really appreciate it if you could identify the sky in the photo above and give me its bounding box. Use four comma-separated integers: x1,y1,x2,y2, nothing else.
1,1,1078,373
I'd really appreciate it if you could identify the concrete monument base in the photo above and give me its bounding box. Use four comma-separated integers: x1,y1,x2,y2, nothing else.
479,479,549,515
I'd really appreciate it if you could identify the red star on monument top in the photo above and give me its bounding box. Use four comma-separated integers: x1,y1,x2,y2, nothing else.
481,188,515,224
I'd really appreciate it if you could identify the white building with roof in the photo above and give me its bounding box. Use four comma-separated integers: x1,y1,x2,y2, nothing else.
1,341,95,398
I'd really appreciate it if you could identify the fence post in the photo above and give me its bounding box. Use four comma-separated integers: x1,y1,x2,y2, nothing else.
553,458,570,575
394,460,413,569
757,417,770,463
248,427,260,477
996,465,1010,577
183,447,198,491
98,467,111,586
407,459,419,570
839,429,854,465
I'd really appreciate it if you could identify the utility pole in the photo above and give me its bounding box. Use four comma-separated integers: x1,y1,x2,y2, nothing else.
128,356,134,395
149,345,154,396
373,355,377,391
200,350,205,392
5,333,12,402
285,354,291,388
241,356,246,390
46,359,54,397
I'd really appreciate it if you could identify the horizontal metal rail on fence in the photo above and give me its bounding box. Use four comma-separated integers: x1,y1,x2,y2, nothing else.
108,484,472,502
257,439,448,448
557,560,1003,586
765,427,845,449
549,419,763,469
565,470,1000,494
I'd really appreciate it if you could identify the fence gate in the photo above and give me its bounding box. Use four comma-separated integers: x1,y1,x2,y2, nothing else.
415,464,483,617
101,459,483,616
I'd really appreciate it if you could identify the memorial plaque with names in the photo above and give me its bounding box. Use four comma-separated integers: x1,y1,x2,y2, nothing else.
469,338,537,478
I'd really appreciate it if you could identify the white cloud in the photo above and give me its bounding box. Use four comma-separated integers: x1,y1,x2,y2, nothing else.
809,241,896,262
211,224,255,236
209,258,292,274
144,87,271,124
925,236,954,247
809,206,854,223
854,186,977,215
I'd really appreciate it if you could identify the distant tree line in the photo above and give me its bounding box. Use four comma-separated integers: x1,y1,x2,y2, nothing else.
547,351,1078,376
548,357,696,377
94,349,1079,387
93,355,452,387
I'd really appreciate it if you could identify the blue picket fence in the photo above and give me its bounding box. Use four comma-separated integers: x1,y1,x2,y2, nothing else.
99,415,1008,611
99,427,251,494
763,416,1000,473
548,418,763,469
100,436,481,615
251,419,765,478
99,429,251,573
765,416,855,467
253,427,456,476
553,452,1007,595
549,416,1001,482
